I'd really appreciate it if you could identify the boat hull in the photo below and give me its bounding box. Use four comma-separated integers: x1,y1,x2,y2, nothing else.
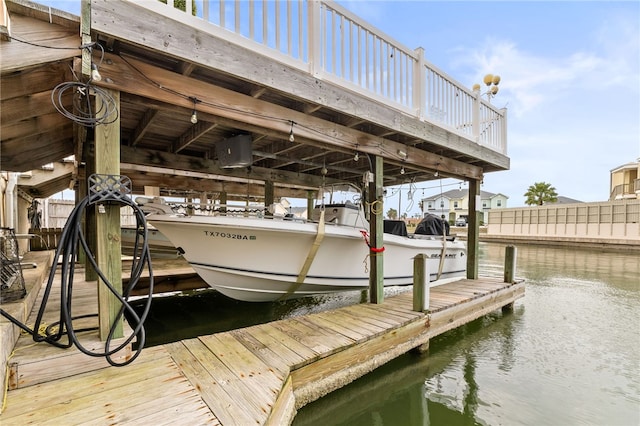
147,214,466,302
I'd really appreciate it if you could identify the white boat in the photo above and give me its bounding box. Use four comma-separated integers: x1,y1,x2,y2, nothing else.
140,190,466,302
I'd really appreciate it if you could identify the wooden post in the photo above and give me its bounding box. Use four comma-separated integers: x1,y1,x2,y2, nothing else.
369,156,384,303
306,190,315,220
502,245,517,312
412,253,429,312
76,163,89,269
504,245,517,283
467,178,481,279
95,88,123,341
219,191,227,214
264,180,274,216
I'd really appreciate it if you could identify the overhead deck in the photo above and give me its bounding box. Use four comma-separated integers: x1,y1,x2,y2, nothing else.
1,0,509,200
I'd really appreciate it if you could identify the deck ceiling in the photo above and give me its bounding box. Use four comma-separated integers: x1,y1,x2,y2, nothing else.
1,0,509,200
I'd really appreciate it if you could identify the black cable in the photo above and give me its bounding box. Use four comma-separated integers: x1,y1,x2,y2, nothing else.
0,191,154,367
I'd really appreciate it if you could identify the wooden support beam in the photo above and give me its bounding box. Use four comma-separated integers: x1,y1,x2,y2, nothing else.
0,15,78,73
173,121,217,153
264,180,274,216
130,108,158,147
94,88,123,341
369,156,384,304
467,178,481,279
96,54,484,180
120,145,336,190
250,87,267,98
307,191,315,219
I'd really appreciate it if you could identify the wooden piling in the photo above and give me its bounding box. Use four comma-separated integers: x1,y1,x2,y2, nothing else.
502,245,517,312
412,253,429,312
504,245,517,283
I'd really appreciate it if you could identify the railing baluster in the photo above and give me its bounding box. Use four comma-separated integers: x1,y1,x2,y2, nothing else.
219,0,225,28
249,0,254,40
235,0,240,33
262,0,267,46
203,0,209,21
275,1,281,52
286,0,292,55
340,14,345,78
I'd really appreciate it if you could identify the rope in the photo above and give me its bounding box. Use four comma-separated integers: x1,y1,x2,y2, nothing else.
360,230,385,253
279,210,326,299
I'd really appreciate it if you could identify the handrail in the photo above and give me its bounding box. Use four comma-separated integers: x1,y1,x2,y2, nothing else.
129,0,507,155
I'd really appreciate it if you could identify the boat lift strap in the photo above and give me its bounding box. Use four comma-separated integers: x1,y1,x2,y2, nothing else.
280,210,326,299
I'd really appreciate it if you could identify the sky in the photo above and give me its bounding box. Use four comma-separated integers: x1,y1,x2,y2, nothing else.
38,0,640,212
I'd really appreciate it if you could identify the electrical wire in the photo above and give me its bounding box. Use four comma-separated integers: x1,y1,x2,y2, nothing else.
0,188,154,367
51,82,119,127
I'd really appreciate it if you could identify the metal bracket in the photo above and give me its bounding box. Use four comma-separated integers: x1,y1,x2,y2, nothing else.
88,174,132,204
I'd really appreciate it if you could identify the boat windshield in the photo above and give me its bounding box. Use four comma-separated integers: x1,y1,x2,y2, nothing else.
316,183,363,208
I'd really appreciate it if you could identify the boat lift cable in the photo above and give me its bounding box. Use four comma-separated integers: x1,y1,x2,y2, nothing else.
0,174,153,367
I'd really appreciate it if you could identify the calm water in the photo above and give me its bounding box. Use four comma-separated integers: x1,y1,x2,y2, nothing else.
132,243,640,425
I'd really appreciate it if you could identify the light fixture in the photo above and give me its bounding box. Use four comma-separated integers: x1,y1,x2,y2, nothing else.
354,152,359,162
400,166,405,175
434,170,439,177
289,121,295,142
189,97,198,124
474,73,501,103
90,63,101,82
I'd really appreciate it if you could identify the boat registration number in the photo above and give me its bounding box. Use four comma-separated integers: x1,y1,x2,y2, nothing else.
203,230,256,240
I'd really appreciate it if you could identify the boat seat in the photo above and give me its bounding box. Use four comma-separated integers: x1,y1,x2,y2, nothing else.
383,220,408,237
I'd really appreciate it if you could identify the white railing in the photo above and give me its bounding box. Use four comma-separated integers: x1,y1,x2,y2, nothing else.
136,0,507,154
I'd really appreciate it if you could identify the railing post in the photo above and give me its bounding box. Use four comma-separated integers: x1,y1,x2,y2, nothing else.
500,107,508,155
472,88,481,143
413,47,426,120
308,0,322,77
413,253,429,312
504,245,517,283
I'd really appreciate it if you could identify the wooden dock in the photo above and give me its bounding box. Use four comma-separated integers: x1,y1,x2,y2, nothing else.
1,252,524,425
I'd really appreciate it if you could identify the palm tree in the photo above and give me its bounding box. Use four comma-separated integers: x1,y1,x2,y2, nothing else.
386,208,398,220
524,182,558,206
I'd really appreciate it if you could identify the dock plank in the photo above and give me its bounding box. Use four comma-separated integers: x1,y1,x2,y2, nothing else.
1,347,202,425
199,333,284,406
232,325,307,369
259,323,322,365
294,316,356,346
113,395,220,426
165,340,259,425
270,319,337,356
318,309,388,335
305,311,371,341
229,328,291,376
341,305,405,329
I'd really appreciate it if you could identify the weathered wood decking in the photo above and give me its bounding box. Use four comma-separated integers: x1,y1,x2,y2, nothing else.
1,253,524,425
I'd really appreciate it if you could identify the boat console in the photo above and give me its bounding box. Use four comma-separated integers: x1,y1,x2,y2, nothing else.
311,202,368,228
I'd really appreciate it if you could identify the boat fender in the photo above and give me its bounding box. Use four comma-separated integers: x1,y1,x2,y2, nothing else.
359,230,385,253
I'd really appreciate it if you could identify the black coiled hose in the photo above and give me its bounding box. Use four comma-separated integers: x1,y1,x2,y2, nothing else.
1,193,153,367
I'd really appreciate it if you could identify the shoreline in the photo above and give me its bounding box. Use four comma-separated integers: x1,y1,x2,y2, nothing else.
453,230,640,251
